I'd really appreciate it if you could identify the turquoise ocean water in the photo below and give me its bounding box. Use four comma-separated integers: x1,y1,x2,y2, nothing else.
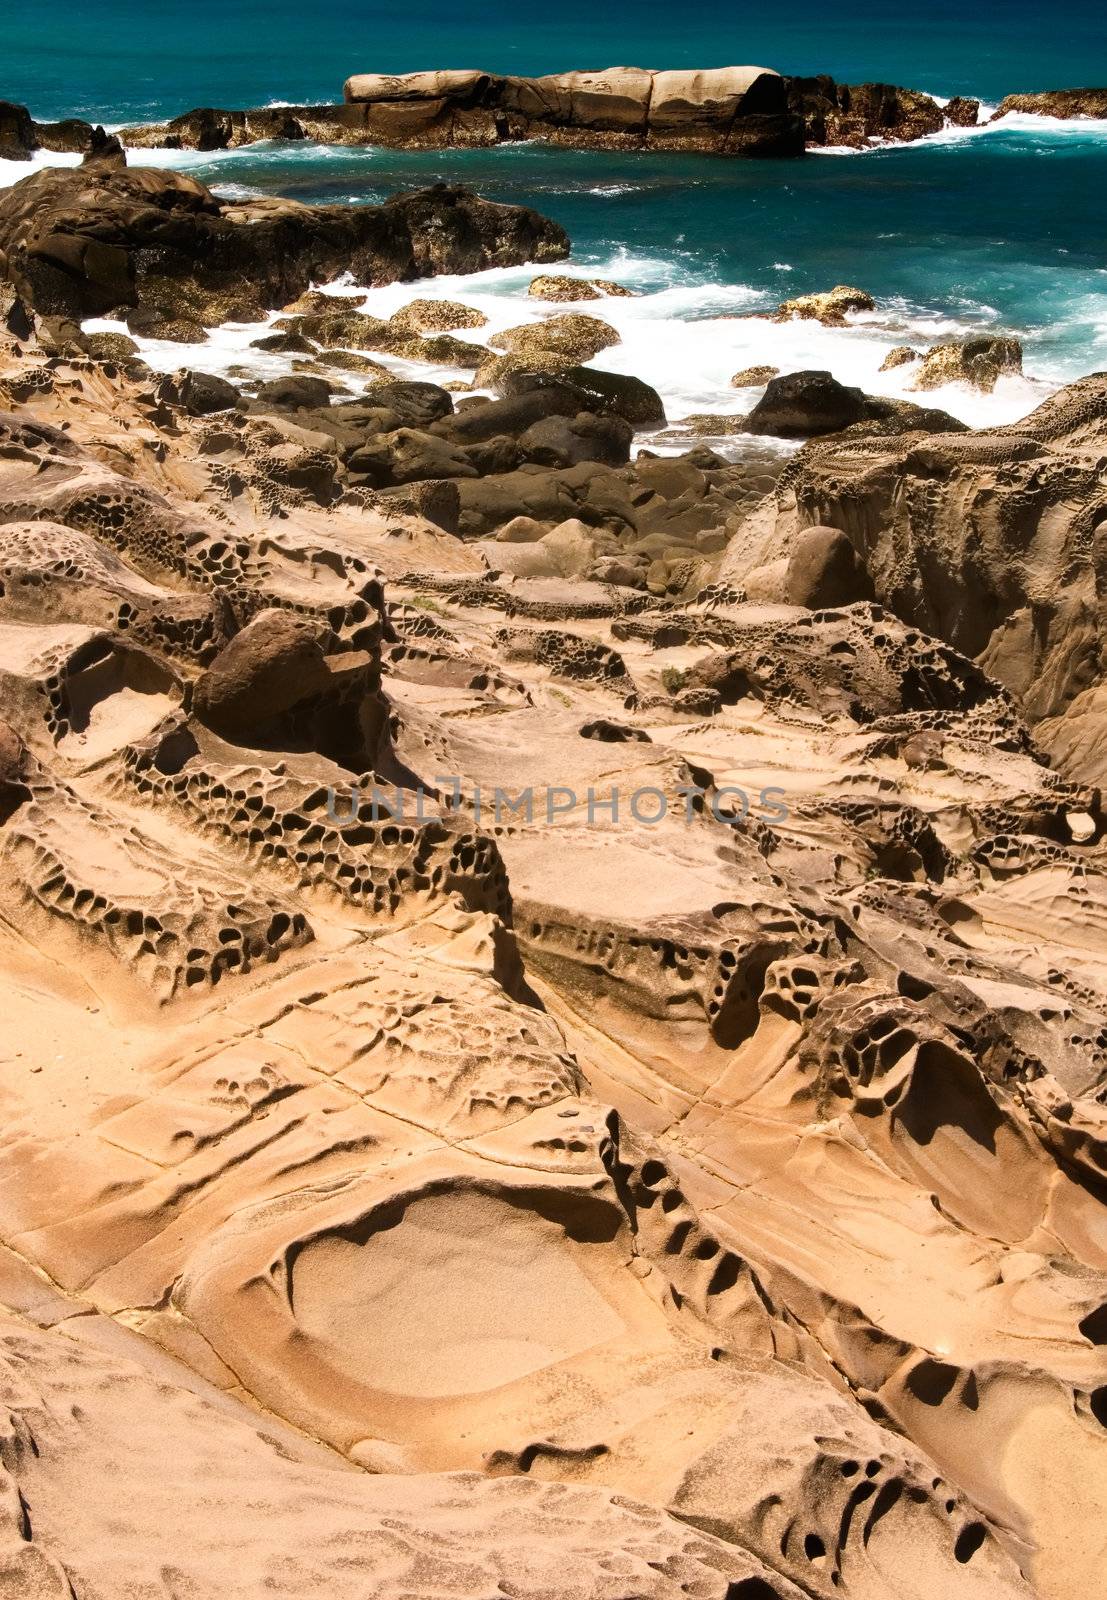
2,1,1106,429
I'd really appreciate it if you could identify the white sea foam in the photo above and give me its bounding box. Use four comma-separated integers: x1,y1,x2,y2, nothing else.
0,148,83,189
79,249,1064,450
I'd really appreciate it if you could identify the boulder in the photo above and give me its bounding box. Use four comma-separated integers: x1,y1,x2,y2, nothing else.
588,558,647,589
316,350,393,377
349,428,479,486
498,366,665,427
157,368,240,415
388,298,488,333
250,331,318,354
81,331,141,362
490,313,620,363
517,411,633,468
528,275,634,301
0,101,35,161
730,364,779,387
363,380,454,428
192,610,336,736
788,77,947,148
745,371,869,436
991,89,1107,121
944,97,981,126
770,285,875,326
254,375,337,410
495,516,550,543
880,346,919,371
434,383,595,443
784,526,876,608
0,165,570,324
125,308,209,342
912,337,1023,393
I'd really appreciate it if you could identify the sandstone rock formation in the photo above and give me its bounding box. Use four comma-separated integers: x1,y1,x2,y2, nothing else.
89,69,980,157
1,196,1106,1600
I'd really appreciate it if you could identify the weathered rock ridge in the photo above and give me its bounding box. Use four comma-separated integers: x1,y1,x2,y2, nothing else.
86,68,983,156
0,161,568,330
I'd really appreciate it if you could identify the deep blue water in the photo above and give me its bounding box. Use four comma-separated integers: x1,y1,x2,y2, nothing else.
4,0,1107,121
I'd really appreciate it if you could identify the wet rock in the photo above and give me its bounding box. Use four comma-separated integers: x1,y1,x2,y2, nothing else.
250,331,318,354
731,364,779,387
517,411,633,468
992,89,1107,120
0,165,570,323
559,366,666,427
388,298,488,333
788,76,948,147
363,381,454,428
770,284,875,326
254,375,338,410
81,330,141,361
528,274,634,301
880,345,919,371
0,100,35,160
912,336,1023,393
490,313,620,363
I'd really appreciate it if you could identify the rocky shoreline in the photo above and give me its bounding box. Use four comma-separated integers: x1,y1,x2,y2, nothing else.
4,77,1104,164
1,103,1107,1600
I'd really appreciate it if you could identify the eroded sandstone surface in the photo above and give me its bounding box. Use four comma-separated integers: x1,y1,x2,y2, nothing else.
0,172,1105,1600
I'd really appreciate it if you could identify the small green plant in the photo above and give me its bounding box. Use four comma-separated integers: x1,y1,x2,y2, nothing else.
661,666,686,694
549,687,572,707
410,593,445,616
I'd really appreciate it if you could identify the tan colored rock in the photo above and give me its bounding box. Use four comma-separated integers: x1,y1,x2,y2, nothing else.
771,284,875,326
730,364,779,387
880,345,920,371
388,298,489,334
344,69,490,103
490,313,620,363
912,335,1023,392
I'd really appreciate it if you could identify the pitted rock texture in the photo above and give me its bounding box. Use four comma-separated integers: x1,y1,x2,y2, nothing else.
0,283,1103,1600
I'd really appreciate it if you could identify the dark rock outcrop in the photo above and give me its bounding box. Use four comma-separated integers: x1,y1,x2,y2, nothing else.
744,371,963,439
0,101,36,160
0,163,569,328
785,77,978,147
